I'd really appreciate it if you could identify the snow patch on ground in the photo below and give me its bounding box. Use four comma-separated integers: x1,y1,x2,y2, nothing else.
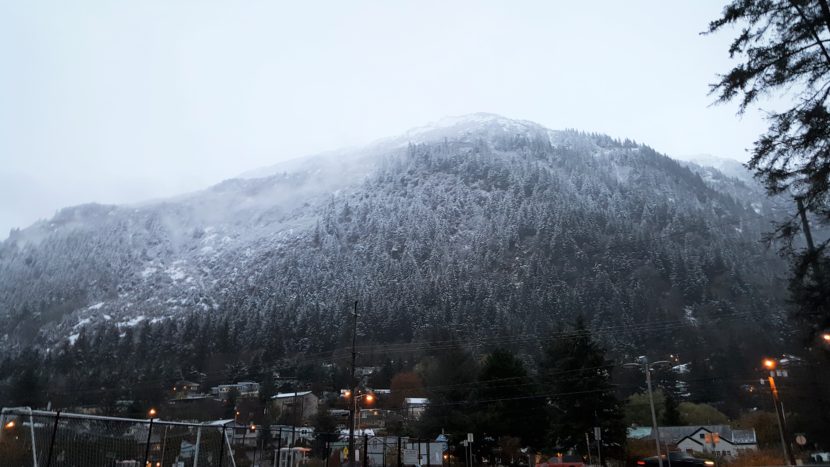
166,265,187,281
68,333,79,345
142,267,157,278
672,363,691,374
120,315,146,327
87,302,104,310
683,306,698,326
74,317,92,329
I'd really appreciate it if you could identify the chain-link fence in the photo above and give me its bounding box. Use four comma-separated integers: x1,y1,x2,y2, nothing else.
0,407,238,467
0,407,448,467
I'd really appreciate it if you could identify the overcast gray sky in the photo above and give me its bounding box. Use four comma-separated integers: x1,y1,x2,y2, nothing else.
0,1,772,237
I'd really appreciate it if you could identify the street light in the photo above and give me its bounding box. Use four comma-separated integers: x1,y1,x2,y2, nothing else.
762,357,795,466
624,356,670,467
148,408,157,418
347,391,376,435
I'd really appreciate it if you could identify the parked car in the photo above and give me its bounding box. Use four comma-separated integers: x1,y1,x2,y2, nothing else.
637,452,715,467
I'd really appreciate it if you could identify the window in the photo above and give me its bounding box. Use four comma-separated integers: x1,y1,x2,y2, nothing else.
699,434,705,439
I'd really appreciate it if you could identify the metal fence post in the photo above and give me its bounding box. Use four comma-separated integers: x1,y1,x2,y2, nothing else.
397,436,402,467
45,410,61,467
363,434,368,467
326,441,331,467
219,424,227,467
277,427,283,467
143,417,154,467
29,407,39,467
193,426,202,467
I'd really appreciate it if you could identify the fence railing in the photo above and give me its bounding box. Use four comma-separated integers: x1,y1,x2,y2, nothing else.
0,407,238,467
0,407,448,467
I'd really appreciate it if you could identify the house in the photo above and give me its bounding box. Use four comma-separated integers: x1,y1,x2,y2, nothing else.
270,425,316,446
328,408,351,426
228,423,258,447
170,380,207,401
404,397,429,420
676,427,758,457
271,391,319,422
210,381,260,399
358,408,395,429
629,425,758,457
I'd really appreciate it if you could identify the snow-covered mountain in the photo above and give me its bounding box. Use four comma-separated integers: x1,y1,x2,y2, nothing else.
0,114,789,365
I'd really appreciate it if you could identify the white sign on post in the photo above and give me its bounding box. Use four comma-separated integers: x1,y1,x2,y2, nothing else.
402,448,418,465
467,433,474,443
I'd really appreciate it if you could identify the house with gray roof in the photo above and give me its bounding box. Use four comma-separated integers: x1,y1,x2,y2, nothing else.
628,425,758,457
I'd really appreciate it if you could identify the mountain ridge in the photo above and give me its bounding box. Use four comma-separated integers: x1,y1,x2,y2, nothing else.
0,115,788,369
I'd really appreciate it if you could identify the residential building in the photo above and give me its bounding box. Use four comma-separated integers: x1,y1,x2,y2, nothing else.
171,380,206,401
404,397,429,420
210,381,260,399
628,425,758,457
271,391,319,423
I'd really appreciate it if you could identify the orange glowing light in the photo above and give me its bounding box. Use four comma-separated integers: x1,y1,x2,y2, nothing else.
4,420,15,429
148,408,157,417
822,333,830,342
365,394,375,403
763,358,777,370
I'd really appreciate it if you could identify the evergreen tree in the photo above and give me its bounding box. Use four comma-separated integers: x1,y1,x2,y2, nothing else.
662,393,682,426
418,342,479,439
709,0,830,337
9,366,42,408
539,317,625,457
474,349,545,448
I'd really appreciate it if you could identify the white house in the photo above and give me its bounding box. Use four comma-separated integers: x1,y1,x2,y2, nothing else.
675,426,758,457
629,425,758,458
210,381,260,399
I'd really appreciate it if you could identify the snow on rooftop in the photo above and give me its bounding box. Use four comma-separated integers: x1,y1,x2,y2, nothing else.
273,391,313,399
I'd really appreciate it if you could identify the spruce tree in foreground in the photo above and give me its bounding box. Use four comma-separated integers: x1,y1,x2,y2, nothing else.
708,0,830,337
539,317,625,458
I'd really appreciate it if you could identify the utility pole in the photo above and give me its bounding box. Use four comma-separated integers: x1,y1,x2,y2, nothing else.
624,356,669,467
763,358,795,466
348,301,359,467
585,433,593,466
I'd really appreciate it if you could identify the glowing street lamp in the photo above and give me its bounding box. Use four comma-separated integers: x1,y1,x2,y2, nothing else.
4,420,14,429
346,391,376,434
822,333,830,343
148,408,157,418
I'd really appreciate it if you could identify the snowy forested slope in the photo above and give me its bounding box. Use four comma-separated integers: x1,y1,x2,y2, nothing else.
0,115,789,371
